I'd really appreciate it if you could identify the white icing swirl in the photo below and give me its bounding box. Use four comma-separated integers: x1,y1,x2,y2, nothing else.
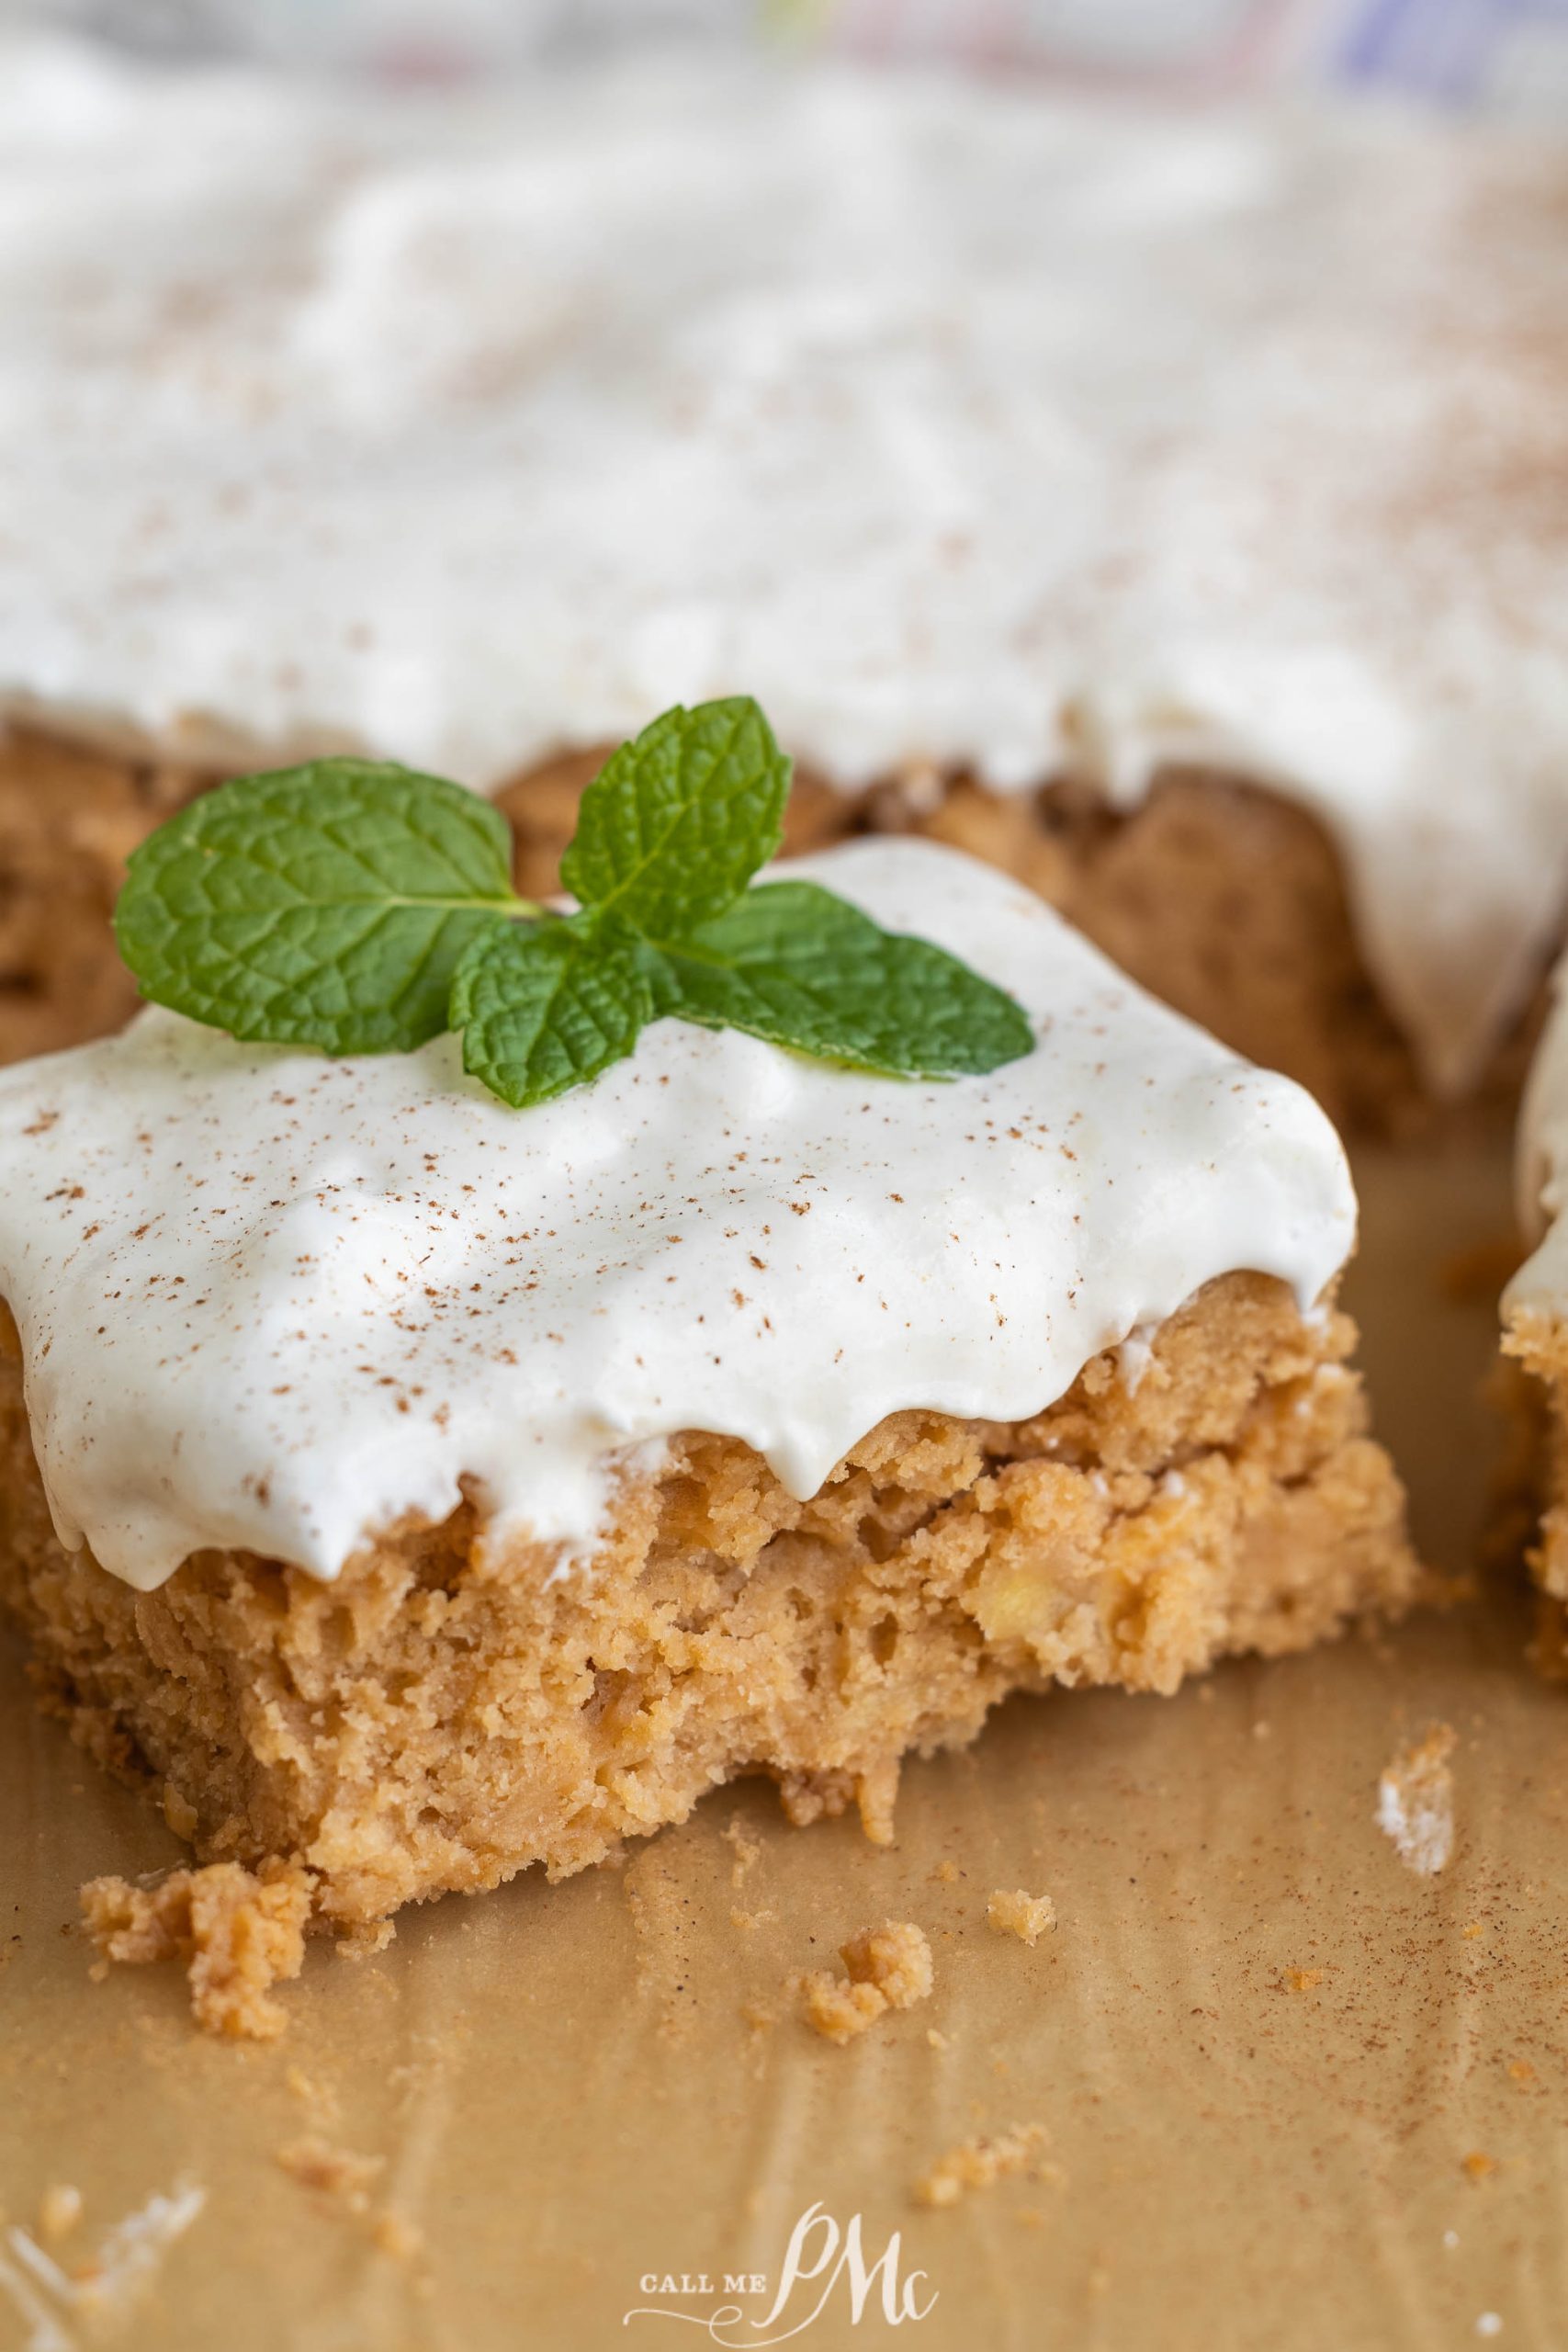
0,840,1355,1591
2,40,1567,1094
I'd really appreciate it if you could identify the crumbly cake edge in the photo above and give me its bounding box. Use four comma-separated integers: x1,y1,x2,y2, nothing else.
1499,1306,1568,1671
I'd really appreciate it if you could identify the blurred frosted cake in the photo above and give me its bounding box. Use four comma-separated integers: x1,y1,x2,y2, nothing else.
1503,968,1568,1651
0,839,1416,1965
2,39,1567,1119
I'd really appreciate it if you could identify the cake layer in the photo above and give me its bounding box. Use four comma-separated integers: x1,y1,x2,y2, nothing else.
3,39,1567,1097
2,726,1537,1131
0,1272,1417,1926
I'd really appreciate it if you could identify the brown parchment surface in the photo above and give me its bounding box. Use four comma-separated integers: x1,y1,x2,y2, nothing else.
4,1136,1566,2352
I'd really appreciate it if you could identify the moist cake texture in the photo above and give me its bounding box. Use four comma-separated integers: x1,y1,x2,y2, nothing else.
0,839,1417,1929
2,39,1567,1104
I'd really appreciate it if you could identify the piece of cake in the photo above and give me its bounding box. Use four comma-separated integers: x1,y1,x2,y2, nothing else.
1501,970,1568,1649
2,40,1566,1119
0,836,1417,1931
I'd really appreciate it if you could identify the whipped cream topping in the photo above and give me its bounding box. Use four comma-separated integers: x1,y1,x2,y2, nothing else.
4,40,1568,1096
0,840,1355,1591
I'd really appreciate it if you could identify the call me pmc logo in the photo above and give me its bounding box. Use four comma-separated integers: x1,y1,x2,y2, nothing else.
624,2201,937,2344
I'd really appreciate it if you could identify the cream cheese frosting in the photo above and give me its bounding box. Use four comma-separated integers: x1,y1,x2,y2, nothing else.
0,839,1356,1592
3,40,1568,1096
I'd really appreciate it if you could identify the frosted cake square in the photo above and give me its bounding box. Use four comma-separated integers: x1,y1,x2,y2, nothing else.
0,839,1416,1944
1503,971,1568,1655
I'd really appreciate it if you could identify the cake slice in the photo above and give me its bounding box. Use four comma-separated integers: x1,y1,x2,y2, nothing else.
1501,971,1568,1651
0,834,1416,1938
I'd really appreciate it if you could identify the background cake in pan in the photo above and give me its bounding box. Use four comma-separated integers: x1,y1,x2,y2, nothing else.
2,40,1566,1120
0,842,1416,1944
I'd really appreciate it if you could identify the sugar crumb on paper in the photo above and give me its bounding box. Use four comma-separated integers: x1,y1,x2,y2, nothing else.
35,2187,82,2245
1376,1724,1456,1875
276,2137,386,2217
913,2122,1058,2209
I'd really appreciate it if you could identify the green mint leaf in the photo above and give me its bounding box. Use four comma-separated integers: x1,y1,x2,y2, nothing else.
114,759,525,1054
648,880,1035,1080
559,697,791,937
451,914,651,1108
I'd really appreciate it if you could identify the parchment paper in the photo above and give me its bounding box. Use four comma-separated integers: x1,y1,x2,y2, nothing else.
5,1135,1564,2352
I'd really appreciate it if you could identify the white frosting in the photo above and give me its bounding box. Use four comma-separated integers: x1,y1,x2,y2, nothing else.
2,40,1568,1096
0,839,1354,1592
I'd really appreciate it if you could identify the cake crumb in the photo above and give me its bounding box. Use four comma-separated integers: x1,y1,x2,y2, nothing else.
1281,1967,1325,1993
1376,1725,1456,1875
373,2211,425,2263
1461,2151,1498,2184
37,2184,83,2243
80,1857,315,2040
335,1917,396,1961
933,1860,959,1885
161,1781,198,1841
800,1976,886,2043
797,1919,932,2044
855,1757,901,1848
284,2064,342,2131
926,2027,949,2051
722,1816,762,1887
986,1888,1056,1946
276,2137,385,2216
913,2121,1053,2209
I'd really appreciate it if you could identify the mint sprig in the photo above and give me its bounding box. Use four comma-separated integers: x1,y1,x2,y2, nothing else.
116,696,1034,1106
